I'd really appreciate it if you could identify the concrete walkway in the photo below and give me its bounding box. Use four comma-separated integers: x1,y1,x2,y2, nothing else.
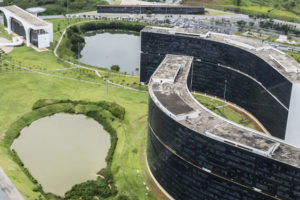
0,166,24,200
0,37,14,53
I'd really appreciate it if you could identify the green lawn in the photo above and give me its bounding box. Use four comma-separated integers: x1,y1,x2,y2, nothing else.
3,0,108,15
284,50,300,63
0,18,156,200
205,9,234,16
193,93,252,128
184,0,300,22
0,24,12,40
0,72,153,199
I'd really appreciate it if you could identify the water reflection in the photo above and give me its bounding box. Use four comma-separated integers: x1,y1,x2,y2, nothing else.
79,30,140,75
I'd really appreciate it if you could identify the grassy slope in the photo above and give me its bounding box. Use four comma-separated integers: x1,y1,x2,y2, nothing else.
0,18,153,199
193,94,253,128
184,0,300,22
1,0,108,15
285,50,300,63
0,73,151,199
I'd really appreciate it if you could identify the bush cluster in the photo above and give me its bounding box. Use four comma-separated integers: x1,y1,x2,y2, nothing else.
259,19,300,35
32,99,125,120
79,21,146,33
1,0,108,15
66,26,85,57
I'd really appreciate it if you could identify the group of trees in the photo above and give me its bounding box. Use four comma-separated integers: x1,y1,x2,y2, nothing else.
111,65,120,72
259,19,300,35
66,26,85,58
79,21,146,33
1,0,108,15
64,20,146,61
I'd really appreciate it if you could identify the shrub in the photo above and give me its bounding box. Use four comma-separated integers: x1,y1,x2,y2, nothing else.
111,65,120,72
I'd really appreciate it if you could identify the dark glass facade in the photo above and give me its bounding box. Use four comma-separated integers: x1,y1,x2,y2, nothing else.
148,98,300,200
11,18,25,38
140,31,292,139
3,13,7,27
30,29,38,47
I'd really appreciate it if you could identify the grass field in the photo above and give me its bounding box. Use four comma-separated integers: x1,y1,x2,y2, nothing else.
0,18,155,199
0,72,152,199
284,50,300,63
183,0,300,22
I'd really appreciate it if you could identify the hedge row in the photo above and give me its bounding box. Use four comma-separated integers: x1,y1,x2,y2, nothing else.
32,99,125,120
79,21,146,33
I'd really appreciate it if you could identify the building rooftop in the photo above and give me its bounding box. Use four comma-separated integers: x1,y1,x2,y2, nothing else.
1,5,49,27
143,26,300,83
97,5,204,8
149,54,300,168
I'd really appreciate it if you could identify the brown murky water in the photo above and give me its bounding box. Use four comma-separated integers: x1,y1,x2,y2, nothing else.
11,113,110,196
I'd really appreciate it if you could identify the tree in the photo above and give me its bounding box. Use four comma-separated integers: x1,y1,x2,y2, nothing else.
146,10,152,16
236,0,242,6
111,65,120,72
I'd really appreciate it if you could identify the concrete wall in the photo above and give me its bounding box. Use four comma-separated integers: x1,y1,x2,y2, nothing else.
285,83,300,147
97,6,205,15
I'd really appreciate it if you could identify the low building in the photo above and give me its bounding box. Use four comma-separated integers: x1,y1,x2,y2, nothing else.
0,5,53,48
97,5,205,15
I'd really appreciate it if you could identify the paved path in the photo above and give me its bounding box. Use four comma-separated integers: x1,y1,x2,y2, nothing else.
53,20,145,93
0,166,24,200
0,37,14,53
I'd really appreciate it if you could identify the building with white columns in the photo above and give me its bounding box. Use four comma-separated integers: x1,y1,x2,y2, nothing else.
0,5,53,48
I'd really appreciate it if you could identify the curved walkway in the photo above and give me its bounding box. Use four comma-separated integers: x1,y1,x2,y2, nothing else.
53,19,144,92
0,37,14,53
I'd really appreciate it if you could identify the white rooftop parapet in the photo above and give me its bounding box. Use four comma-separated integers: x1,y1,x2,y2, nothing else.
174,31,211,38
205,131,280,157
224,38,256,50
270,55,300,73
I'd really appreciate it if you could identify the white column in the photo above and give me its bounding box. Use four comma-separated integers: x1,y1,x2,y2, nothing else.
285,83,300,148
6,16,11,34
25,27,30,47
48,24,53,42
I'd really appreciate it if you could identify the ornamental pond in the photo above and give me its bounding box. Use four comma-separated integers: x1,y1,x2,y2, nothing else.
11,113,111,196
78,31,141,75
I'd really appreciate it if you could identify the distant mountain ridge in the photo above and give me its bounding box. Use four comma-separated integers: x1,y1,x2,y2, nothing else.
183,0,300,22
0,0,108,15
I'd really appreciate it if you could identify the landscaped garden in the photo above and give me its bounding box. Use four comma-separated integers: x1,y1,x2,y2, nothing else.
0,18,155,199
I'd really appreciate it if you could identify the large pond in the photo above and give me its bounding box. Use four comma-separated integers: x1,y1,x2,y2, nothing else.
78,31,140,75
11,113,111,196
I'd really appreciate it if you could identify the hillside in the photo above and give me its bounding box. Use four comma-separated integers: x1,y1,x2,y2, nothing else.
0,0,108,15
183,0,300,22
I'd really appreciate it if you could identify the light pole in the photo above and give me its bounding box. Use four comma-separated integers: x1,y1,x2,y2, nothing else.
223,79,227,116
190,62,194,90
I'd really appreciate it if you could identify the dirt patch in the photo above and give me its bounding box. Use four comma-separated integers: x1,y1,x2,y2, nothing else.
139,145,171,200
183,0,218,6
227,105,266,133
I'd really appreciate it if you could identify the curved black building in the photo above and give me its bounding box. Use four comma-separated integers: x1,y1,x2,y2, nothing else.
142,27,300,200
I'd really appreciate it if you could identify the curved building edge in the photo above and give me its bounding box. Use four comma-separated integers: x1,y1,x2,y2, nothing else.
145,52,300,199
